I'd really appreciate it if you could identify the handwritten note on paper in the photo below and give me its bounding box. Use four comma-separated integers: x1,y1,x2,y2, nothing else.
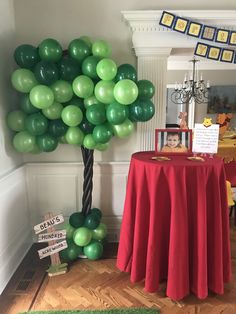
192,124,219,154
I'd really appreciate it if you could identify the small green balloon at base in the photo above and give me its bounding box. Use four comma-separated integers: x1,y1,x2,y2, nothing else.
92,223,107,241
73,227,92,246
83,240,103,260
64,223,76,239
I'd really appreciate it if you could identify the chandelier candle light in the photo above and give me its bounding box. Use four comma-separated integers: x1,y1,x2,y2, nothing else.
172,57,210,105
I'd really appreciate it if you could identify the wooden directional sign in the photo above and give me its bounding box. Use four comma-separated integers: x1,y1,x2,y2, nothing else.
38,240,68,259
38,230,66,243
34,214,64,234
34,212,68,276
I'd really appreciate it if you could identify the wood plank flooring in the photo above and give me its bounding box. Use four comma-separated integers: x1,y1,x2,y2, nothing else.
1,222,236,314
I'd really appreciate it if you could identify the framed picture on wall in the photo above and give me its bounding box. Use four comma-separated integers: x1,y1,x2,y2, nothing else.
155,129,192,156
207,85,236,113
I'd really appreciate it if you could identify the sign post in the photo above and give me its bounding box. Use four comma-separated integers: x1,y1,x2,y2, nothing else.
34,213,68,277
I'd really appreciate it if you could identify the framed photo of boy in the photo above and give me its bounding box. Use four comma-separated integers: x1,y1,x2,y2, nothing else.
155,129,192,155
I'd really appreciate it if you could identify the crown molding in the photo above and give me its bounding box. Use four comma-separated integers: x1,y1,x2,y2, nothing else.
121,10,236,30
122,10,236,69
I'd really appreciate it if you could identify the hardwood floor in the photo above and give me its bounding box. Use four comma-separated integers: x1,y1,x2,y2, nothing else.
1,223,236,314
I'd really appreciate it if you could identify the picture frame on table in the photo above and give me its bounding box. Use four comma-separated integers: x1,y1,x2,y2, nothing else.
155,128,192,155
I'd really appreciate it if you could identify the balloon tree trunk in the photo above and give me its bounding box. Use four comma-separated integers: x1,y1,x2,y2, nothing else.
81,146,94,216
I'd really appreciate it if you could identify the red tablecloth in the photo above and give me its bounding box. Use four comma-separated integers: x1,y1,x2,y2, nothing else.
117,151,231,300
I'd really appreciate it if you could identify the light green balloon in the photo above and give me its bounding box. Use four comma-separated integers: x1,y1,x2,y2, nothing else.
72,75,94,99
42,102,63,120
29,85,54,109
94,80,115,104
73,227,92,246
11,69,38,93
65,127,84,145
83,134,97,149
112,119,134,138
84,95,100,109
61,105,83,127
7,110,27,131
113,79,138,105
96,58,117,81
51,80,73,103
92,223,107,240
13,131,36,153
95,142,109,151
64,223,76,239
92,40,111,58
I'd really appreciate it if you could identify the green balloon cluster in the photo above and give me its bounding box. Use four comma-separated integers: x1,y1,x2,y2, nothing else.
8,37,155,154
60,207,106,261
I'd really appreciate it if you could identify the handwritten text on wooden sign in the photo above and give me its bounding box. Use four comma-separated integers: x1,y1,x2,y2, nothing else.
37,230,66,243
38,240,68,259
34,214,64,234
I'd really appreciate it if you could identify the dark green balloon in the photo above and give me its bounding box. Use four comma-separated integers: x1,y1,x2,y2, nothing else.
82,56,100,79
48,119,68,137
68,39,91,63
106,102,128,125
60,240,83,262
20,94,39,114
34,61,59,85
69,212,85,228
83,241,103,260
58,56,81,81
89,208,102,219
14,44,39,69
79,35,92,48
25,112,48,136
92,124,113,144
137,80,155,100
86,103,106,125
115,63,137,82
38,38,62,62
129,99,155,122
84,214,100,230
37,133,58,152
79,117,95,134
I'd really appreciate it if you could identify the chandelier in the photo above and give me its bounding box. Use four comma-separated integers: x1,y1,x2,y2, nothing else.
171,57,210,105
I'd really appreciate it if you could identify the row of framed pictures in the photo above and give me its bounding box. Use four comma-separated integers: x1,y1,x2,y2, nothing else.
195,42,236,63
159,11,236,45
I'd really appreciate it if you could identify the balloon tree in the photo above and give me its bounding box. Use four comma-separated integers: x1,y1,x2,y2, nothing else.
7,37,155,261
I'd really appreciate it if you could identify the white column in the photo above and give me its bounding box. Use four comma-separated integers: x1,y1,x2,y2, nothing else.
135,47,171,151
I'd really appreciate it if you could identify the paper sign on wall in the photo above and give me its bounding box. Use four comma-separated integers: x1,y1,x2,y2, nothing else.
192,124,219,154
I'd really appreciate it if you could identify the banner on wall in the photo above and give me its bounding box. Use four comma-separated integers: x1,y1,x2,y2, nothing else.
159,11,236,64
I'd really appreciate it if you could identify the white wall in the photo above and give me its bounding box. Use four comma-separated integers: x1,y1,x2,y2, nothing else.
0,0,23,176
0,0,31,295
